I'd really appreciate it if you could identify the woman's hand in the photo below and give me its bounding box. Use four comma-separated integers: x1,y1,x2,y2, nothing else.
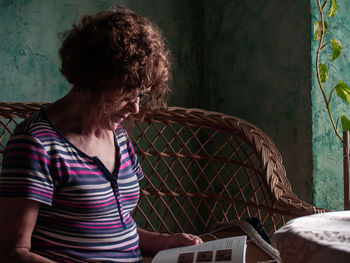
138,228,203,257
167,232,203,247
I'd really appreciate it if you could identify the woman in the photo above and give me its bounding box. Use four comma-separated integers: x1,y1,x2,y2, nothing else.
0,7,202,262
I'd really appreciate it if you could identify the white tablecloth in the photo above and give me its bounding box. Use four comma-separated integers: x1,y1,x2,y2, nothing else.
271,211,350,263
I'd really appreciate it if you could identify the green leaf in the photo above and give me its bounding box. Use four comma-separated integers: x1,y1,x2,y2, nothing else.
335,81,350,104
328,0,338,17
314,22,320,41
341,115,350,132
331,39,342,60
313,21,328,41
319,64,328,82
313,22,321,41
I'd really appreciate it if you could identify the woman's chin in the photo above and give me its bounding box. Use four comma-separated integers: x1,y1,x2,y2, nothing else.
107,118,123,130
106,114,129,129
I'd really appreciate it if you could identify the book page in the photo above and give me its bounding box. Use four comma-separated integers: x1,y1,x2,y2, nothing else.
152,235,247,263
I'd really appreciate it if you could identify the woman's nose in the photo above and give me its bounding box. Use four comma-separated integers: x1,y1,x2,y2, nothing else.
128,98,140,114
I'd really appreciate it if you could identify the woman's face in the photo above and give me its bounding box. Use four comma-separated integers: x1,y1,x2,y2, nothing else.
94,88,151,130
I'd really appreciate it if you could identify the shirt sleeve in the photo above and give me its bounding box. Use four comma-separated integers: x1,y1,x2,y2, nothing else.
0,132,54,205
126,137,144,181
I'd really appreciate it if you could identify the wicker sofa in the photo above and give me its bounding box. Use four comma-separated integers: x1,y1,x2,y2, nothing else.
0,102,324,240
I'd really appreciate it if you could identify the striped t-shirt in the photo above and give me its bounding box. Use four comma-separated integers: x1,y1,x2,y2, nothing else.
0,110,144,262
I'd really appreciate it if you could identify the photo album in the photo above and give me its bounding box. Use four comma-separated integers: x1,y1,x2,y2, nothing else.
152,235,247,263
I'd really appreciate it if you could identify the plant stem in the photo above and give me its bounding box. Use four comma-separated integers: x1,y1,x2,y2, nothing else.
321,0,328,10
328,86,336,107
316,0,343,142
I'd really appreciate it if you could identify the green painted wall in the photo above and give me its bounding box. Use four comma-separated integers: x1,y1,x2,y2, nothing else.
198,0,313,203
0,0,199,106
311,0,350,210
0,0,112,102
1,0,317,206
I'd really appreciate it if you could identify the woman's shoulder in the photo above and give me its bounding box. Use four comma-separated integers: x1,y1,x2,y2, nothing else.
14,109,53,136
115,124,128,137
114,124,132,147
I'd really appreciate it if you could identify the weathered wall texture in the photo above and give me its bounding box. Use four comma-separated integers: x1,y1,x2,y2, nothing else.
1,1,313,204
197,0,313,203
311,0,350,210
0,0,112,102
0,0,198,105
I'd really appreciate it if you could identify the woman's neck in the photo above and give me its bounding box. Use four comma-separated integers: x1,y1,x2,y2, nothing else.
44,88,107,138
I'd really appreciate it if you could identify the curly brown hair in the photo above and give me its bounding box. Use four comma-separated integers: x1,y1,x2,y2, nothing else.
59,7,172,108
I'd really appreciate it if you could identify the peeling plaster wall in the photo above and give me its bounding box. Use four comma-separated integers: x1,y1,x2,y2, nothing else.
311,0,350,210
0,0,115,102
0,0,197,104
199,0,313,203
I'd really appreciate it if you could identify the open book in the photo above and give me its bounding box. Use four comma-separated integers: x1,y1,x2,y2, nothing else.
152,235,247,263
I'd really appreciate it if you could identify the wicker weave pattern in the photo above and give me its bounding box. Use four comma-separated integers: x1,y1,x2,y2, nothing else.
128,107,325,235
0,102,325,236
0,103,48,165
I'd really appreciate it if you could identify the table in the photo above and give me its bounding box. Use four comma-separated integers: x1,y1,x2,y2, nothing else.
271,211,350,263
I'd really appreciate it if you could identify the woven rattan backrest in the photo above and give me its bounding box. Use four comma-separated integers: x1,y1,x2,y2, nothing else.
0,103,48,165
127,107,324,235
0,103,324,236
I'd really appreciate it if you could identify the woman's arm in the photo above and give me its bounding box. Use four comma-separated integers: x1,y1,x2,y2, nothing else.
137,227,203,257
0,199,55,263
